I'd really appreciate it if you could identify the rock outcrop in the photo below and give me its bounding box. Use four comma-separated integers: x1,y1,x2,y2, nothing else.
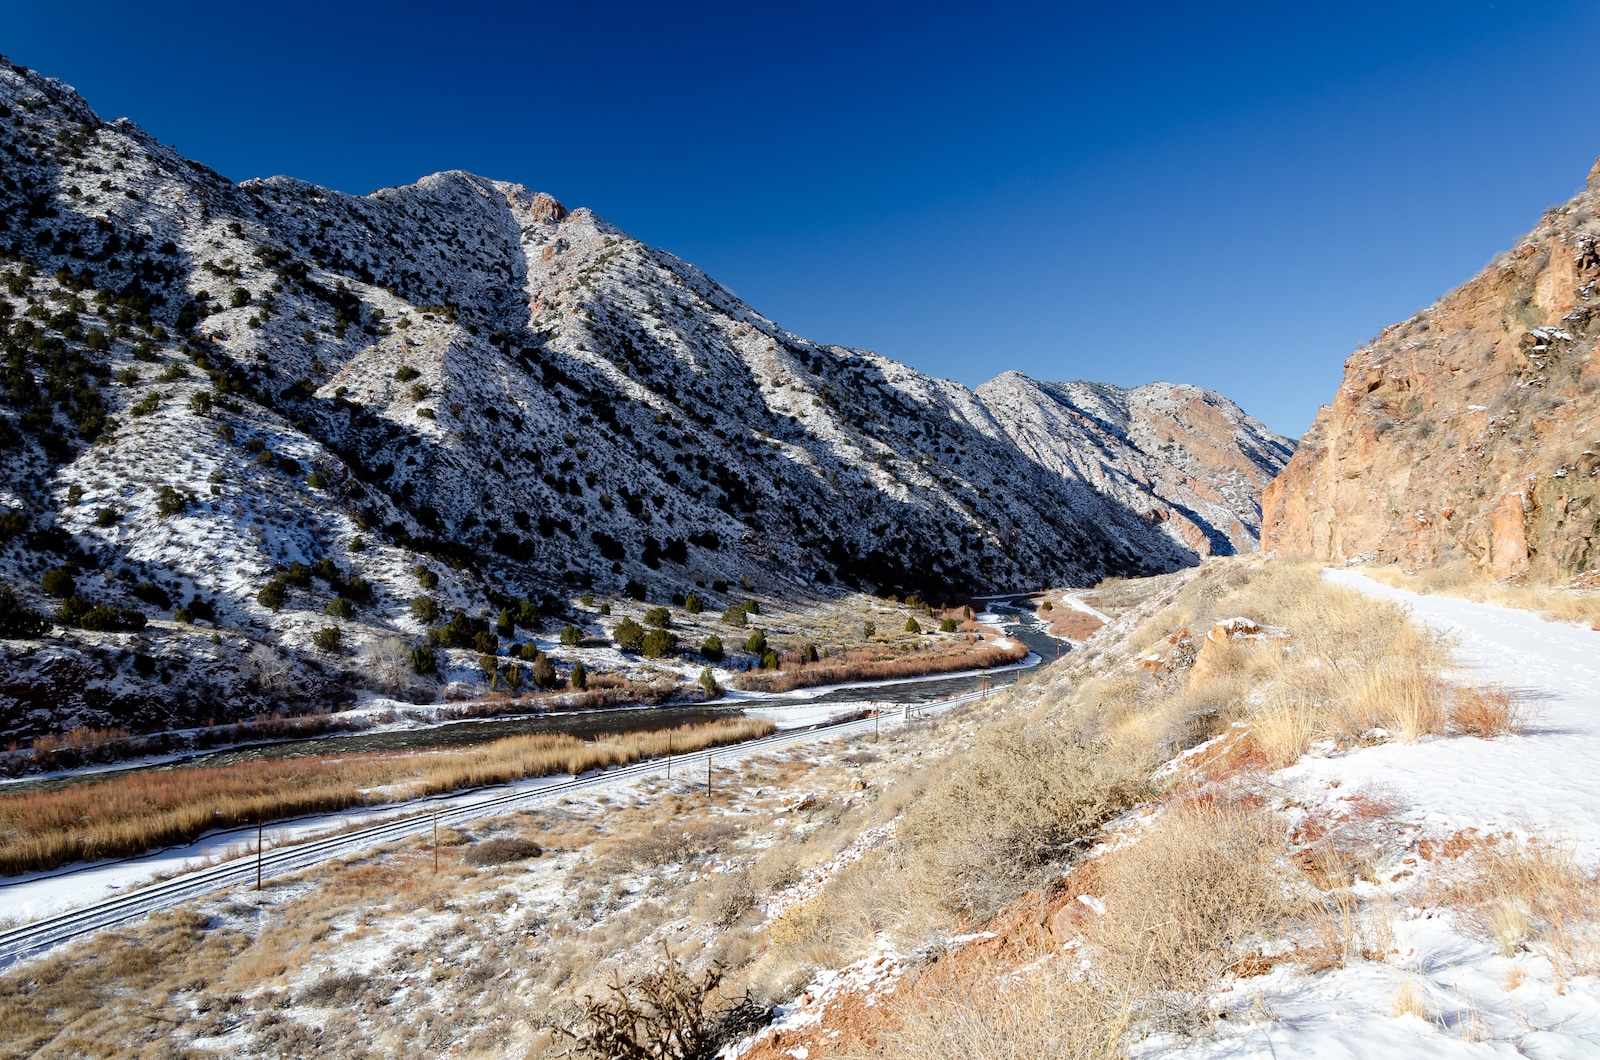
1262,158,1600,582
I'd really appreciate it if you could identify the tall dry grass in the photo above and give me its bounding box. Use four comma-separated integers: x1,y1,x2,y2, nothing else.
730,641,1028,694
0,718,773,875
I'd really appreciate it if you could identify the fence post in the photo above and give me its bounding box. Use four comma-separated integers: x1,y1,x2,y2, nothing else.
256,818,263,891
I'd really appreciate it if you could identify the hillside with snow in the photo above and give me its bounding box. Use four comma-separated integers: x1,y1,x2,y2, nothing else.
0,58,1288,738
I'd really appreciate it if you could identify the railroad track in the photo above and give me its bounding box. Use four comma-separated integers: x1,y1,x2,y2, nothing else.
0,686,1002,968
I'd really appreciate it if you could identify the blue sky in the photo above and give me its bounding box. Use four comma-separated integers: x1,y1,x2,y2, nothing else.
5,1,1597,436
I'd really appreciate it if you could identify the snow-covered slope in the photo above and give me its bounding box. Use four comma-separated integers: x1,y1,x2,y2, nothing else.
978,373,1294,556
0,59,1282,736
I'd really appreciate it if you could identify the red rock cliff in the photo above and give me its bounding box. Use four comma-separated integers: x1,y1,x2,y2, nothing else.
1261,158,1600,582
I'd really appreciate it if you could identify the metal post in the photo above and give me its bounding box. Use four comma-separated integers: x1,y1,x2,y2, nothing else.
875,708,880,743
256,818,263,891
433,812,439,873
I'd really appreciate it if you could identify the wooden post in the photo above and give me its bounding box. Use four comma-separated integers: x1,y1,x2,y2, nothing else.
875,708,880,743
433,812,439,873
706,752,711,796
256,818,263,891
666,730,671,780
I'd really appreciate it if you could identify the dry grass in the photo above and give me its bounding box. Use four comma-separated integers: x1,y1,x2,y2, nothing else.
1433,836,1600,978
1073,799,1302,1033
882,960,1129,1060
0,718,773,875
1365,563,1600,630
1392,979,1429,1019
1450,684,1533,737
730,641,1027,694
901,714,1151,921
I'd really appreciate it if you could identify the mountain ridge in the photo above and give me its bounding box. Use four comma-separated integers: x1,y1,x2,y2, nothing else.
0,57,1289,736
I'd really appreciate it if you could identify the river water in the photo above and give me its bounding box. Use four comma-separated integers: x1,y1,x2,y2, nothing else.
10,600,1062,791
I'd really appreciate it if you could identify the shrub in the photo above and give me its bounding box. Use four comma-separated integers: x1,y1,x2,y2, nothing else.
742,598,760,615
229,287,252,308
410,646,436,674
699,666,721,700
560,624,582,646
463,836,542,867
599,602,611,615
625,579,648,600
684,593,703,615
547,949,767,1060
614,617,645,653
349,536,365,552
744,630,767,655
393,365,419,382
514,598,540,629
65,598,147,632
435,611,477,649
533,655,558,688
257,578,287,612
701,635,724,662
411,596,439,623
93,506,118,527
1450,684,1531,737
473,630,499,655
415,566,439,589
642,628,678,658
863,620,875,638
313,626,342,654
711,579,729,593
570,660,587,690
154,485,188,517
1039,599,1054,612
40,567,76,598
644,606,672,629
496,607,514,637
905,617,921,634
939,618,958,633
0,584,49,638
325,597,354,619
306,470,328,489
722,605,747,628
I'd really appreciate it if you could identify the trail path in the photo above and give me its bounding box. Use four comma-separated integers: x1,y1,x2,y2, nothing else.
1167,570,1600,1059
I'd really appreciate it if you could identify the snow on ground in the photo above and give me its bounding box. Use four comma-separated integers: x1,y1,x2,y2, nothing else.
1157,570,1600,1058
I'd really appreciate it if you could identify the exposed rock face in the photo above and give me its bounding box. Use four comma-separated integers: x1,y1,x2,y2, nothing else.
1262,159,1600,582
978,374,1294,556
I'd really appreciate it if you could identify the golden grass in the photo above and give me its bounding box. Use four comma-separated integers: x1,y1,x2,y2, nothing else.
1433,836,1600,978
0,718,773,875
1364,563,1600,630
1392,979,1429,1020
1450,684,1533,738
730,640,1027,693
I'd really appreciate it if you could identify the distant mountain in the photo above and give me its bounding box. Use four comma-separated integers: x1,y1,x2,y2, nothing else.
978,373,1293,557
0,58,1287,736
1263,157,1600,583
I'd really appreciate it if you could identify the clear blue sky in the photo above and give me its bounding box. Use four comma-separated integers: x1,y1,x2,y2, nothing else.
5,2,1598,437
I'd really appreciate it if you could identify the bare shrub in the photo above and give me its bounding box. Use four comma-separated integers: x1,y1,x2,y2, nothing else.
462,836,542,866
1450,684,1532,737
359,636,433,698
1075,800,1301,1034
548,949,769,1060
297,971,371,1006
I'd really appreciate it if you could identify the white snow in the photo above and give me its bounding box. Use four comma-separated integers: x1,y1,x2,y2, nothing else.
1155,570,1600,1058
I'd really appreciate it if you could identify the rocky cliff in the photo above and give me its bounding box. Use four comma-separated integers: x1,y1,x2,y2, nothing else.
1262,158,1600,582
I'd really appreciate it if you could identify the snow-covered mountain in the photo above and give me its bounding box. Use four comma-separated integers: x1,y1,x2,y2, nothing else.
0,59,1288,734
978,373,1293,556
